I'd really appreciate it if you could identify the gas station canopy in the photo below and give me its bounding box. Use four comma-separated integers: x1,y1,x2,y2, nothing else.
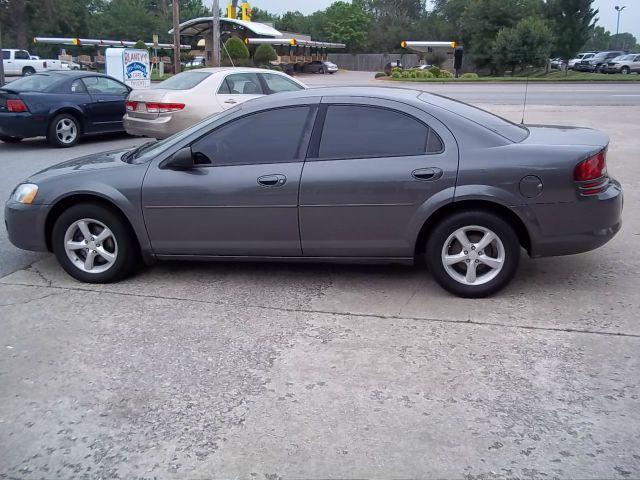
245,38,345,49
169,17,283,38
401,41,457,52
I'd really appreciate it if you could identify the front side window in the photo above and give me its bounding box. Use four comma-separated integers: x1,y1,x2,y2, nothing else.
191,106,313,166
2,50,9,60
318,105,437,159
82,76,128,95
15,50,30,60
217,73,263,95
260,73,304,94
70,79,87,93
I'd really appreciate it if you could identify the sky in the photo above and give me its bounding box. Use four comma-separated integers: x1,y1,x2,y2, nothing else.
249,0,640,39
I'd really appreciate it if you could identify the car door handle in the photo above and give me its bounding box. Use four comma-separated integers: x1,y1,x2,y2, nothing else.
224,99,237,104
258,174,286,187
412,168,443,181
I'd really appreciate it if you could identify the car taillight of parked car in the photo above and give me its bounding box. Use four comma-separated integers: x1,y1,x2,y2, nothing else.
125,100,138,112
574,149,609,195
144,102,185,114
6,99,29,112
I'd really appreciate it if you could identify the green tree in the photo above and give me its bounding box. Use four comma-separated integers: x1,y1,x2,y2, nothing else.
323,1,371,52
134,39,148,50
276,11,310,34
251,7,279,23
493,16,554,74
582,25,611,51
609,32,638,51
222,36,249,63
546,0,598,61
253,43,277,64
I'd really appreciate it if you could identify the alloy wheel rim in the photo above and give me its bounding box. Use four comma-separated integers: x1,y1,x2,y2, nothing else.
56,118,77,144
64,218,118,273
441,225,505,286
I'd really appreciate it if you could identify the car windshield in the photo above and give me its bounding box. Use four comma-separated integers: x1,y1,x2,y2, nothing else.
1,74,61,92
153,71,211,90
419,92,529,142
619,54,636,61
123,104,241,164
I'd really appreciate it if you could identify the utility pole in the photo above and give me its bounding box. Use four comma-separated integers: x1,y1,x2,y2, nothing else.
0,21,5,87
173,0,181,74
615,5,626,49
212,0,220,66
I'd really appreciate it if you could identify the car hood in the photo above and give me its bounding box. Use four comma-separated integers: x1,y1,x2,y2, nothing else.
522,125,609,148
28,148,132,182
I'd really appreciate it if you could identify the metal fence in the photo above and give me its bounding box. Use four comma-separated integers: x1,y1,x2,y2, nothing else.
327,53,456,72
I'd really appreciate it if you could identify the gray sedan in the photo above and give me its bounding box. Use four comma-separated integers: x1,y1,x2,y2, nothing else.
5,87,623,297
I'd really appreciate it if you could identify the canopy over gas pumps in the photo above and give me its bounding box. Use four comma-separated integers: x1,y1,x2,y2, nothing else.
400,41,457,52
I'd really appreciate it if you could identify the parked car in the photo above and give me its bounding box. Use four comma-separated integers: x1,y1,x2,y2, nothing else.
0,71,130,147
417,64,434,70
575,51,626,72
5,87,623,298
605,53,640,74
123,67,306,139
549,57,566,69
568,52,596,69
2,49,65,76
383,61,403,76
303,60,338,74
184,56,205,69
62,60,81,70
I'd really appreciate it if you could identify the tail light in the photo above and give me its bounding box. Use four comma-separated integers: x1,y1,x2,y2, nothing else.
126,100,138,112
144,102,185,113
574,149,609,195
6,99,29,112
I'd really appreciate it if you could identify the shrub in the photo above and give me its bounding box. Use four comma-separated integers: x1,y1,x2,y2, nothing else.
425,51,446,68
428,66,441,77
400,70,411,79
222,36,249,63
133,40,148,51
391,67,402,74
423,70,434,78
439,70,454,78
391,71,401,79
254,43,277,64
374,72,386,78
461,72,479,79
410,70,418,78
270,65,283,72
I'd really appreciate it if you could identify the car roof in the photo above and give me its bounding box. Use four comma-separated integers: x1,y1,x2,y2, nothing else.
187,67,288,75
33,71,114,79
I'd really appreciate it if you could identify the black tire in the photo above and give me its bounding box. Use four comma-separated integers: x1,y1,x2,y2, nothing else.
47,113,81,148
22,66,36,76
319,68,325,74
52,203,138,283
425,210,521,298
621,66,630,75
0,135,23,143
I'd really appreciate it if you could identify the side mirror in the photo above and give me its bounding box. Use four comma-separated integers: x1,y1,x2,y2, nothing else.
164,147,194,170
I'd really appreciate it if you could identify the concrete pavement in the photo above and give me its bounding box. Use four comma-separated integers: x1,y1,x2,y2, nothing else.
1,88,639,478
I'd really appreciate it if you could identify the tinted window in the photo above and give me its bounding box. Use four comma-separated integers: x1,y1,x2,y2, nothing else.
261,73,303,94
2,50,9,60
2,73,60,92
15,50,30,60
70,79,87,93
157,71,211,90
192,107,312,166
82,76,128,95
217,73,263,95
318,105,431,159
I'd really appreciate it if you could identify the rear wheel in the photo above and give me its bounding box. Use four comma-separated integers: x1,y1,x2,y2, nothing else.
319,68,325,74
426,211,521,298
47,113,80,148
22,67,36,76
52,203,137,283
0,135,23,143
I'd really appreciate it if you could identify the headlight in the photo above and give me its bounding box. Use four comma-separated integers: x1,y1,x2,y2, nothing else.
12,183,39,204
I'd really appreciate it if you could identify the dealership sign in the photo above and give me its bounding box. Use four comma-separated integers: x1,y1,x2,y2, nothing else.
105,48,151,89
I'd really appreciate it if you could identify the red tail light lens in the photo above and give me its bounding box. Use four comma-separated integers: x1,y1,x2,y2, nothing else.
574,150,609,195
574,150,607,181
144,102,185,113
6,99,29,112
126,100,138,112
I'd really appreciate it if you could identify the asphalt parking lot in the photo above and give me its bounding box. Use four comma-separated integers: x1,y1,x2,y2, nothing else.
1,72,639,479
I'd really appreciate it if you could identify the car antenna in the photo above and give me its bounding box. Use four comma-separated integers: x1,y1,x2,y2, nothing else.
520,75,530,125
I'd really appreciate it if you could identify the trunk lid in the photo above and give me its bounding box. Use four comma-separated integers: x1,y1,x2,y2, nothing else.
522,125,609,149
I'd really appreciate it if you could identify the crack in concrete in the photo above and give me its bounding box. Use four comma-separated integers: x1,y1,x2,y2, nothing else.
0,291,58,307
1,281,638,339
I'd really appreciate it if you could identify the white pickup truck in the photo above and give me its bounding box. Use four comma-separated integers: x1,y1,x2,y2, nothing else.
2,49,65,76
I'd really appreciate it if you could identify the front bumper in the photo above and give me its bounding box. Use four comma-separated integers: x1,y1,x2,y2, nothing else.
0,113,48,139
518,180,623,258
4,201,50,252
574,63,595,72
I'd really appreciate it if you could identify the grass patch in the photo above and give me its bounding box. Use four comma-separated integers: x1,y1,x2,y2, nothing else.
383,70,640,82
151,72,173,81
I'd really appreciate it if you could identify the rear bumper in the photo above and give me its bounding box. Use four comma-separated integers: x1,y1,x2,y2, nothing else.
518,180,623,258
0,113,47,139
4,201,49,252
123,113,183,139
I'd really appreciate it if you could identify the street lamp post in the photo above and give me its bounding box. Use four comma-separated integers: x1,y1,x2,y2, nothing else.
614,5,626,49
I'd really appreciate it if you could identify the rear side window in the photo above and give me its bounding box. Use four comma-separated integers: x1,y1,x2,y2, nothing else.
261,73,303,94
70,79,87,93
192,106,313,166
2,74,60,92
156,71,211,90
318,105,438,159
218,73,263,95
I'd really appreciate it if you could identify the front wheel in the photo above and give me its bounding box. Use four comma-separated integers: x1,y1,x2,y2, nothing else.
621,66,630,75
426,211,521,298
22,67,36,76
52,203,138,283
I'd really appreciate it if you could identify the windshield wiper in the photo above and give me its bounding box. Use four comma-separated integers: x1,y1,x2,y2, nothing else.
122,140,156,162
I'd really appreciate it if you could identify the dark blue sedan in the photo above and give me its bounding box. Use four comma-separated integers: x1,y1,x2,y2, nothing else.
0,71,131,148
